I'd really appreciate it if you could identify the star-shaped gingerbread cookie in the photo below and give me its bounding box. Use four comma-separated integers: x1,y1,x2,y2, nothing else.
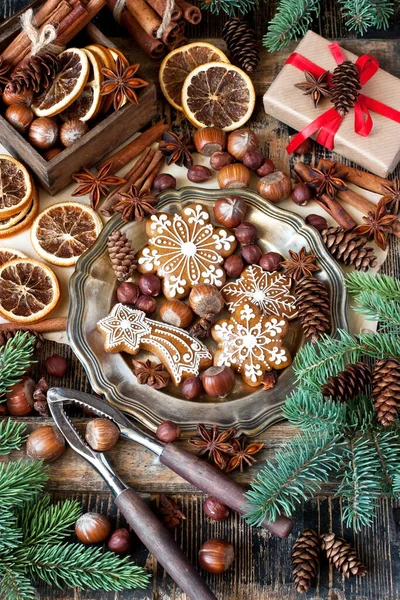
212,302,292,387
137,203,237,299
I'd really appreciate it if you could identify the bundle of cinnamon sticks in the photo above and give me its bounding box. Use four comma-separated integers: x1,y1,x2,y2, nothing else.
1,0,106,71
105,0,201,59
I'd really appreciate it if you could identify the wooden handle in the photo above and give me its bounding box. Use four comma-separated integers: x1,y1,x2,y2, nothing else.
115,488,217,600
160,443,293,538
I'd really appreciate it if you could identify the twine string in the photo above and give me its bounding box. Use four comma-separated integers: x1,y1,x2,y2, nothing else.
112,0,175,38
20,8,64,56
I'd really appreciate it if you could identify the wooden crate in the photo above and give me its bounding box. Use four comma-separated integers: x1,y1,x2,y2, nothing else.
0,3,157,194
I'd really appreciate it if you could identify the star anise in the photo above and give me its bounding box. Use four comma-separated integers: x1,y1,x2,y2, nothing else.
72,162,125,209
353,198,397,251
157,494,186,530
101,58,148,111
381,179,400,215
226,437,264,473
132,359,170,389
261,370,278,390
307,163,348,199
0,57,10,91
114,185,158,222
282,247,319,281
294,70,331,108
159,131,193,169
189,424,235,471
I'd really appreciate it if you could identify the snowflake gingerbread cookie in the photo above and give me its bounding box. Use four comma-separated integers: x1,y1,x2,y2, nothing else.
222,265,297,320
97,303,212,385
212,302,292,387
137,203,237,299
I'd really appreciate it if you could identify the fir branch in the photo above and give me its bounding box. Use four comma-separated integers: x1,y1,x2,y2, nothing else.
339,0,393,32
244,430,344,526
359,331,400,360
351,290,400,330
282,386,348,430
0,460,48,508
0,332,36,398
201,0,258,16
263,0,320,52
371,429,400,495
0,565,36,600
0,420,27,455
348,395,375,432
23,542,150,591
0,510,22,553
346,271,400,301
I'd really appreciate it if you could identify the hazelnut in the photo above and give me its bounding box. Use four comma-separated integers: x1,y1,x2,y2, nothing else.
290,136,313,154
5,104,34,134
224,254,244,278
199,539,234,573
26,426,66,463
60,119,89,147
189,284,224,318
139,274,161,297
181,376,204,399
75,512,111,544
213,195,247,228
28,117,58,150
135,295,157,315
257,171,292,202
44,147,63,161
210,151,234,171
305,214,328,232
117,282,140,305
235,222,258,244
85,418,120,451
45,354,68,377
259,252,283,272
241,244,262,265
159,299,193,328
6,375,35,416
227,128,258,160
256,158,276,177
108,528,131,553
217,163,251,189
156,420,181,443
203,497,229,521
153,173,177,192
187,164,212,183
201,366,236,398
242,149,263,171
194,127,226,156
2,85,33,106
291,182,313,206
0,404,7,416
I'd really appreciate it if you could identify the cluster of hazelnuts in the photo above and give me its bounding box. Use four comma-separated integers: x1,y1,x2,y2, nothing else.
2,85,89,159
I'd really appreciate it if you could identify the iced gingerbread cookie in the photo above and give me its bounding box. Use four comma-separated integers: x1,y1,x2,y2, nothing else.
222,265,297,320
212,302,292,387
97,303,212,385
137,203,236,299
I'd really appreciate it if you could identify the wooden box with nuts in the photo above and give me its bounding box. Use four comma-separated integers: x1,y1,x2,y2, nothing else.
0,0,157,195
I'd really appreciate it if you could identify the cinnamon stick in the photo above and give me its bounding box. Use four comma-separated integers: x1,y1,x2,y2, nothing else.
125,0,178,44
146,0,183,21
318,159,391,195
134,150,164,190
293,162,357,230
0,317,67,333
175,0,201,24
140,156,164,192
97,120,168,174
56,0,105,45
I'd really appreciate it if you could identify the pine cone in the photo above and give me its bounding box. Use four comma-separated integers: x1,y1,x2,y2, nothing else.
330,61,361,117
321,361,370,402
222,18,259,73
371,358,400,426
321,227,377,271
9,52,60,94
295,277,331,342
291,528,320,593
0,329,44,348
107,229,137,282
321,533,366,578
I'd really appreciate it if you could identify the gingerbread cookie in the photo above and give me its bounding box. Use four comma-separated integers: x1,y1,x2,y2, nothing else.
137,203,237,300
222,265,297,320
97,303,212,385
212,302,292,387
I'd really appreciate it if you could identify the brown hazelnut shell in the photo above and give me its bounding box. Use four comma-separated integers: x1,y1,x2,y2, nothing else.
160,299,193,328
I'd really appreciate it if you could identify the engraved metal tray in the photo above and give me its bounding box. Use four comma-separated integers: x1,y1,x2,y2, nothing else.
68,187,348,436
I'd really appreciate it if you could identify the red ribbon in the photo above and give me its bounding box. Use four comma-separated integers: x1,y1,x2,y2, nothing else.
286,42,400,154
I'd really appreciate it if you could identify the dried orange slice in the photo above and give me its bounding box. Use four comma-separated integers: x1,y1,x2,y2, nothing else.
85,45,115,113
30,201,103,267
62,49,103,122
0,247,27,266
182,62,256,131
0,190,39,239
109,48,129,68
159,42,230,111
0,155,33,219
32,48,90,118
0,258,60,323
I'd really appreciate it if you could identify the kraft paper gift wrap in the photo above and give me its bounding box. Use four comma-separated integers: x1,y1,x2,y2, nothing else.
263,30,400,177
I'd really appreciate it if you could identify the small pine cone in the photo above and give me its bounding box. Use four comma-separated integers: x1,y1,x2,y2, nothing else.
9,52,60,94
295,277,331,342
321,227,377,271
321,533,366,578
321,361,370,402
107,229,137,282
371,358,400,426
0,329,44,348
330,61,361,117
222,18,259,73
291,528,320,593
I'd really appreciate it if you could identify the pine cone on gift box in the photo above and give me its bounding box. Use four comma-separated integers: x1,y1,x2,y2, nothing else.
321,533,366,578
9,52,60,94
107,229,137,282
295,277,331,342
222,18,259,73
322,361,371,402
291,528,320,593
330,60,361,117
371,358,400,426
321,226,377,272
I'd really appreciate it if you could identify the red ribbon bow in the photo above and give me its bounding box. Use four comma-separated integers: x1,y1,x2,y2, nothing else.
286,42,400,155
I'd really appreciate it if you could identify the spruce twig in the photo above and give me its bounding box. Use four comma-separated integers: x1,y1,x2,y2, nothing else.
283,387,348,430
0,460,48,508
338,0,394,33
263,0,320,52
17,496,82,547
346,272,400,301
201,0,259,16
351,290,400,331
0,332,36,398
0,420,27,455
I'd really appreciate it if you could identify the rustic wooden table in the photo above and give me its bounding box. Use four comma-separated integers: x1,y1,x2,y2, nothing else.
2,1,400,599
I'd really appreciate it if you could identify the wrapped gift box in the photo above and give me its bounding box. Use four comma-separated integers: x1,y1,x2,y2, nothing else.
263,30,400,177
